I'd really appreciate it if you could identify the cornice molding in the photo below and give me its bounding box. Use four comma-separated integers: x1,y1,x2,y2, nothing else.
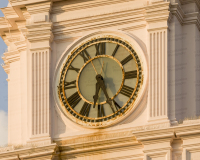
26,1,52,15
26,22,53,43
9,0,50,7
147,26,169,32
56,130,134,146
59,137,141,157
1,63,10,74
179,0,200,11
0,17,12,29
1,7,19,19
0,31,27,73
4,30,22,42
144,1,171,32
2,50,20,63
53,8,144,27
0,6,25,35
57,131,142,159
21,7,31,20
170,3,185,24
120,23,147,31
0,7,27,76
52,8,147,41
170,3,200,30
144,1,170,23
52,0,134,14
54,119,200,146
0,144,57,160
14,40,27,52
30,47,52,52
0,119,199,158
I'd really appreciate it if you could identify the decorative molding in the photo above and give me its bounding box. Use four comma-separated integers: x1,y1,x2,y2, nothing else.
52,0,135,14
132,122,170,132
147,26,169,31
57,131,143,160
9,0,50,6
26,22,53,43
0,29,27,73
2,50,20,63
26,1,52,15
120,24,147,31
1,50,20,74
0,17,11,29
183,118,200,125
103,154,143,160
57,130,134,146
52,9,146,39
54,120,200,147
1,63,10,74
21,7,31,20
0,6,26,36
179,0,200,11
0,144,57,160
170,3,200,31
1,7,19,19
147,151,168,159
144,1,170,23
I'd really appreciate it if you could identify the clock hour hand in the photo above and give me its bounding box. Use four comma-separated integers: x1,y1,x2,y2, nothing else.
95,74,115,112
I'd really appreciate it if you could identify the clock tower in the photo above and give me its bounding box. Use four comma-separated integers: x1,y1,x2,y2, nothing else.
0,0,200,160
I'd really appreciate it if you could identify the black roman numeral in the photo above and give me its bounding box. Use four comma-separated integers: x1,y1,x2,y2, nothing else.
121,55,133,65
95,43,106,56
113,99,121,111
98,105,105,117
67,92,81,108
80,102,91,117
80,50,91,63
112,44,119,57
64,80,76,90
120,85,134,97
68,64,80,73
125,70,137,79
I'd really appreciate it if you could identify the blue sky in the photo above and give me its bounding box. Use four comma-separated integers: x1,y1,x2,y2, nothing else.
0,0,8,112
0,0,9,146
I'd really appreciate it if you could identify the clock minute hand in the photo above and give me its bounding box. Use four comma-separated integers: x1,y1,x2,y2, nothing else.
93,78,101,108
100,61,104,75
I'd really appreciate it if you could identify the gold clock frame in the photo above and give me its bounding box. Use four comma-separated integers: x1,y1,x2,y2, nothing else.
57,36,143,127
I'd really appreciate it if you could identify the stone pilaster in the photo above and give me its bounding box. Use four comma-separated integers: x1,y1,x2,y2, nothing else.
25,1,53,144
145,1,171,123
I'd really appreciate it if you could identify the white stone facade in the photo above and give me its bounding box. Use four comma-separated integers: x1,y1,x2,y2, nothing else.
0,0,200,159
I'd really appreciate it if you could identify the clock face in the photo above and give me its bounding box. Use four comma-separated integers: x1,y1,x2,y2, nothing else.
58,36,142,127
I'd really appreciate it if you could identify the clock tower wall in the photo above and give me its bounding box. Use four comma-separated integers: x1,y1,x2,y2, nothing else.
49,0,200,138
1,1,200,159
168,1,200,123
182,24,200,119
